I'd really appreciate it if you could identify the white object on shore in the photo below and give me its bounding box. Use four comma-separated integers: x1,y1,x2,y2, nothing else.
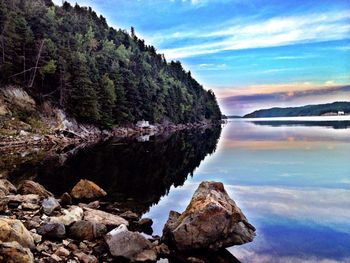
136,120,150,128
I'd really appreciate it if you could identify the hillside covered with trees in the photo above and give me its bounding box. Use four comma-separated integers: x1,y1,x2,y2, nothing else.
244,101,350,118
0,0,221,128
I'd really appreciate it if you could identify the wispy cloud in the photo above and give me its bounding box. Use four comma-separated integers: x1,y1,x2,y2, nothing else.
226,185,350,225
217,83,350,115
215,81,350,98
272,55,317,60
158,11,350,59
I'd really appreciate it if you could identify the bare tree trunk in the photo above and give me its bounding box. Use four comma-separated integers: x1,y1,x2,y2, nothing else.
29,39,45,88
8,67,39,79
23,44,26,86
59,66,64,107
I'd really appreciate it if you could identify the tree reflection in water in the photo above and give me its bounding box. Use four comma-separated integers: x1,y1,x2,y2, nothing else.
9,126,221,215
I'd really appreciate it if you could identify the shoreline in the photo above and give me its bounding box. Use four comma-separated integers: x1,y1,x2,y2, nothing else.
0,121,219,150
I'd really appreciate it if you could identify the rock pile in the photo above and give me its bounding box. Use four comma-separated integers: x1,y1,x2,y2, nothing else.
0,179,255,262
0,179,162,262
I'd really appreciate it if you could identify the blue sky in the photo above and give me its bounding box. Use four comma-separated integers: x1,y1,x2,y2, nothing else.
53,0,350,115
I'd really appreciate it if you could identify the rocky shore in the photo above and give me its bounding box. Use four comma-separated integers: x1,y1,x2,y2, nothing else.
0,179,255,263
0,86,220,152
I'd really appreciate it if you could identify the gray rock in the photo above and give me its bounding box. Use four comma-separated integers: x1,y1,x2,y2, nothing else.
69,220,107,241
42,197,61,215
162,181,256,251
105,224,157,262
37,222,66,239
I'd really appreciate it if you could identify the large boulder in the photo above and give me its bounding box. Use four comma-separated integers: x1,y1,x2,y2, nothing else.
0,218,35,249
70,179,107,200
83,207,128,227
17,180,53,198
105,224,157,262
0,241,34,263
162,181,256,251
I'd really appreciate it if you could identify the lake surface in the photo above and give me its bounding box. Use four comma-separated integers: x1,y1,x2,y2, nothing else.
5,118,350,263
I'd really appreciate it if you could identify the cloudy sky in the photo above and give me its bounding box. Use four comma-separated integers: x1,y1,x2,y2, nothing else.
53,0,350,115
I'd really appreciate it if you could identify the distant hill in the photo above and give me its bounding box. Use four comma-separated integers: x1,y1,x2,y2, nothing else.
244,102,350,118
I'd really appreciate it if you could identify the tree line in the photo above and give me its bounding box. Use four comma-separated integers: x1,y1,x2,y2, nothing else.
0,0,222,128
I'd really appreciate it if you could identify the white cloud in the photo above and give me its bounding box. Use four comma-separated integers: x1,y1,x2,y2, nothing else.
228,247,350,263
226,185,350,227
157,11,350,59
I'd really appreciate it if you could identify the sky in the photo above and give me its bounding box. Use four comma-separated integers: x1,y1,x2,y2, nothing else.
52,0,350,115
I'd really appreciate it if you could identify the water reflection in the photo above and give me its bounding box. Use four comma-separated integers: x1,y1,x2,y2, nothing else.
8,127,222,215
145,119,350,262
4,119,350,262
251,120,350,129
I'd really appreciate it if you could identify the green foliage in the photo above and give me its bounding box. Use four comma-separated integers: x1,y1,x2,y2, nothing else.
0,0,222,127
99,74,116,128
39,59,56,78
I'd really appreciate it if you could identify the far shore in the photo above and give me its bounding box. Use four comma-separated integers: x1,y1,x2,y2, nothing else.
229,115,350,121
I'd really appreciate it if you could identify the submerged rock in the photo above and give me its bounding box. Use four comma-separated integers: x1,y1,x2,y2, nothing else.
17,180,53,198
105,224,157,262
83,207,128,227
42,197,61,215
70,179,107,200
69,220,107,241
0,218,35,249
162,181,256,251
0,241,34,263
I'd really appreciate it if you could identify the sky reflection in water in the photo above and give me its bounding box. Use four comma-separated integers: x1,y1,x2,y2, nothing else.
145,119,350,263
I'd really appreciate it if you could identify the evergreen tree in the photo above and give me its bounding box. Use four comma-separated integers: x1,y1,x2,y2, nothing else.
99,73,116,128
0,0,222,127
68,51,100,123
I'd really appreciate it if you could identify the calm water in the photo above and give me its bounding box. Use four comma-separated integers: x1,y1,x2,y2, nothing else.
6,119,350,263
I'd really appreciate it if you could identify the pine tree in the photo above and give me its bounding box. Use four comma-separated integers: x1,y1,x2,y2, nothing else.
99,73,116,128
67,51,100,123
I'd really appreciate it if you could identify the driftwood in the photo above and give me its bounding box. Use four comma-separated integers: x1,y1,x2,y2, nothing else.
28,40,45,88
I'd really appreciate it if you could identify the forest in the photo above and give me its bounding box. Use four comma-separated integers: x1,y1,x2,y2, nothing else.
0,0,221,128
244,101,350,118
